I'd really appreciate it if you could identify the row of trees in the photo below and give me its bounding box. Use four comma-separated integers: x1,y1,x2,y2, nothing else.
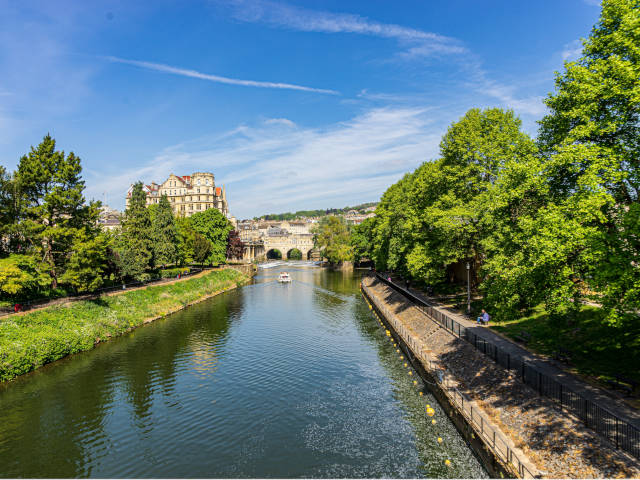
0,137,242,301
353,0,639,326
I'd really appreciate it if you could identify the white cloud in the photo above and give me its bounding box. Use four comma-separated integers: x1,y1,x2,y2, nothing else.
224,0,466,57
87,107,444,217
105,56,339,95
561,39,583,61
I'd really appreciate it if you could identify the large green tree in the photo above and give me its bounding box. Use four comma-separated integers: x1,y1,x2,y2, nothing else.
189,208,232,265
15,135,100,289
151,195,178,266
312,216,353,264
536,0,640,323
116,182,154,280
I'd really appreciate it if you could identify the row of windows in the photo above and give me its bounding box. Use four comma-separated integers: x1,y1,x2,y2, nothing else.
162,187,214,196
169,178,211,187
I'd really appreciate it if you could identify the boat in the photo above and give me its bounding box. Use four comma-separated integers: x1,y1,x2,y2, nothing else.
278,272,292,283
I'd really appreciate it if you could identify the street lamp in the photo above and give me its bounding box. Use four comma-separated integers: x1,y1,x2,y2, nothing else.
466,262,471,314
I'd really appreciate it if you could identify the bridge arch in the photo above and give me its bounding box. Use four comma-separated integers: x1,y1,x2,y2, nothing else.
266,248,282,260
286,248,303,260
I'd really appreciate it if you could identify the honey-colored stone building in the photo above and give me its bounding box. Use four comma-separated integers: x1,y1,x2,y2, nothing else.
126,172,229,218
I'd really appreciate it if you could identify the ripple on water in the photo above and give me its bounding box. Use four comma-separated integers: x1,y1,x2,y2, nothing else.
0,268,487,478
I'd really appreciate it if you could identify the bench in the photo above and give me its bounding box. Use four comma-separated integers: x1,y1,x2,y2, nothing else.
553,347,572,363
514,330,532,344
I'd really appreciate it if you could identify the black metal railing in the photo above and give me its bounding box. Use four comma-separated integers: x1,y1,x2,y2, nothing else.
375,273,640,461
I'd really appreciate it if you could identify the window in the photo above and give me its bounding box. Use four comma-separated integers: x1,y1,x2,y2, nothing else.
197,179,201,185
197,188,200,193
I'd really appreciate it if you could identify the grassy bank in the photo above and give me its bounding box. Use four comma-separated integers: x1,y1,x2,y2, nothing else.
0,268,247,383
491,305,640,386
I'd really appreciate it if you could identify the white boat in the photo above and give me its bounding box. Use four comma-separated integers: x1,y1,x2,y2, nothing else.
278,272,292,283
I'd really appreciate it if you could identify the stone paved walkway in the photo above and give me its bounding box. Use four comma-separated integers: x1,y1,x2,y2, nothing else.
385,274,640,430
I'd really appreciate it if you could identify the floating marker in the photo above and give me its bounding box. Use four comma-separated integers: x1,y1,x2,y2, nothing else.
431,419,436,425
396,349,400,353
413,380,418,385
408,371,413,375
437,437,443,443
445,459,451,467
404,363,408,367
419,392,423,396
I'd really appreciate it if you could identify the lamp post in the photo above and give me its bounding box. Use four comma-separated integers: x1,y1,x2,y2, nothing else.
466,262,471,314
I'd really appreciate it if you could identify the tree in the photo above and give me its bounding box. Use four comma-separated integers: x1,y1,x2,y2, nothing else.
0,166,22,256
15,134,100,289
351,217,375,264
176,217,196,266
536,0,640,324
226,230,244,261
193,233,212,265
151,195,178,266
0,254,50,300
190,208,233,265
116,182,153,280
312,216,353,264
60,232,111,292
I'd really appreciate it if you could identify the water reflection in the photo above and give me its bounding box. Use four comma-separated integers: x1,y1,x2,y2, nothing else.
0,266,486,478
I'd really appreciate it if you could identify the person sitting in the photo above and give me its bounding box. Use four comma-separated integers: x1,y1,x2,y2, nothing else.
476,309,490,325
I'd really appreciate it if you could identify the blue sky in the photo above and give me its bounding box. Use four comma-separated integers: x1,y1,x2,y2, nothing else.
0,0,601,218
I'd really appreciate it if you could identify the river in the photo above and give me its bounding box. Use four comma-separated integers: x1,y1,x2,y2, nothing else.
0,264,487,478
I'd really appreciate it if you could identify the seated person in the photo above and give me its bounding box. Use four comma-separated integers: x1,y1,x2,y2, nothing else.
476,309,490,325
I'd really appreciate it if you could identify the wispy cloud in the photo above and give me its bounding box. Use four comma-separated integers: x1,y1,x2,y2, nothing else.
104,56,339,95
561,39,583,62
86,108,445,217
224,0,466,57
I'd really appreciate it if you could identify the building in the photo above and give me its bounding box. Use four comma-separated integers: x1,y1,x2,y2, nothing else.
98,205,121,231
126,172,229,218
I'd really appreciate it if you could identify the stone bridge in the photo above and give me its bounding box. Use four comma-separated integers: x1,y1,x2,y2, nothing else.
242,234,320,261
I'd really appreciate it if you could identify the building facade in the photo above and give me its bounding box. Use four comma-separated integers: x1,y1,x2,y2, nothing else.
126,172,229,218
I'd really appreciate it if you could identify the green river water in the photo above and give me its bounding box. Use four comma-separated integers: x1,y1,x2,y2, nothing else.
0,264,487,478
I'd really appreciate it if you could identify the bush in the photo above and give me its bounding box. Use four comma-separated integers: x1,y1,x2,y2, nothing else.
160,267,191,279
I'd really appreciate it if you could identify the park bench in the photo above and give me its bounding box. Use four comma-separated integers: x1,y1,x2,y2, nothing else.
514,330,532,344
553,347,572,363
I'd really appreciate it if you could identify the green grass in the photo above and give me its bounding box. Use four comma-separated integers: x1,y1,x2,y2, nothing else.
0,268,247,383
491,304,640,385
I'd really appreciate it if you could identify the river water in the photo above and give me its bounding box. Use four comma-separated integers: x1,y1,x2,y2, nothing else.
0,264,486,478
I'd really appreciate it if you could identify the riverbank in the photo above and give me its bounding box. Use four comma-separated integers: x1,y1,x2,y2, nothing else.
362,275,640,479
0,268,249,383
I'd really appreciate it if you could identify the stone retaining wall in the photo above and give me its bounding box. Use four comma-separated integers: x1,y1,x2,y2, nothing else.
361,275,639,479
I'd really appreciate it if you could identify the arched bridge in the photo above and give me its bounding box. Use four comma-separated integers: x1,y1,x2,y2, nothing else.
243,234,320,261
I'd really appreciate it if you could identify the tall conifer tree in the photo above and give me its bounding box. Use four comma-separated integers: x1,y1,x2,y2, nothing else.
152,195,178,266
15,135,98,289
117,182,154,280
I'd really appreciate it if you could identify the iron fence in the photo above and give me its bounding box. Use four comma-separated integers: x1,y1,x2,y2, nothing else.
375,273,640,461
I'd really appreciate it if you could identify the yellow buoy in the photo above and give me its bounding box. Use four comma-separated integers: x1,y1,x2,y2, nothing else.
431,419,436,425
408,371,413,376
445,459,451,467
426,404,431,408
413,380,418,385
437,437,443,443
404,363,408,367
419,392,423,396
